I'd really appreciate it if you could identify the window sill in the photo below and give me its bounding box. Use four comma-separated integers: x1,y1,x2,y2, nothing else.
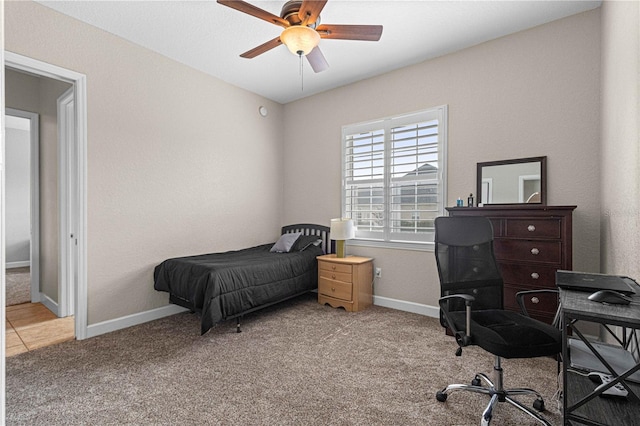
347,239,435,252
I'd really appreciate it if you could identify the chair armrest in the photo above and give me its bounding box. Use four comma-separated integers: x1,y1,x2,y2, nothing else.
515,289,560,324
439,294,474,347
439,294,475,305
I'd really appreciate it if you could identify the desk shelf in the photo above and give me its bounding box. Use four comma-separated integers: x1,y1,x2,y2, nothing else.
560,286,640,425
566,371,640,425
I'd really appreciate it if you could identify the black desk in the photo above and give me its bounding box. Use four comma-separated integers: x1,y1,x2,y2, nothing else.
560,289,640,425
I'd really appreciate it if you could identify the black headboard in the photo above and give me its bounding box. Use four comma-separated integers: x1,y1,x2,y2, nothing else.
282,223,334,254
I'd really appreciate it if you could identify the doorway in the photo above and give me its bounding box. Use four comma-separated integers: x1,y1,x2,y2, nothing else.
4,52,88,340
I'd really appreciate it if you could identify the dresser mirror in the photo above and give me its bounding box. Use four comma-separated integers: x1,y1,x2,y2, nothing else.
476,156,547,205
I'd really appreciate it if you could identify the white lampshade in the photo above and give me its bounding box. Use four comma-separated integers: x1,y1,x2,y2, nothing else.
330,218,356,240
280,25,321,56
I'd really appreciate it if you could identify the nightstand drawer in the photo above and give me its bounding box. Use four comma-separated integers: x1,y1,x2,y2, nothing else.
319,278,352,301
317,254,373,312
318,261,353,275
319,269,352,283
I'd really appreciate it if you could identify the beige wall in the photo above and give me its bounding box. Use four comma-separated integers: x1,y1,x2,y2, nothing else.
5,69,71,303
283,10,602,308
600,0,640,279
4,2,619,325
5,1,285,324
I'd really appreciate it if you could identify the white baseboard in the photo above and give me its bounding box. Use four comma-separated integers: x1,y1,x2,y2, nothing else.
84,297,434,340
39,293,59,317
373,295,439,318
86,304,189,339
7,261,30,269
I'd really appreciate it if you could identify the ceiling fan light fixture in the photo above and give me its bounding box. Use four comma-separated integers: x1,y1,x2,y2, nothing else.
280,25,320,56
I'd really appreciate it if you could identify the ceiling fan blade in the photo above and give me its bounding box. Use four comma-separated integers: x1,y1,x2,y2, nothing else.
240,37,283,59
307,47,329,73
317,24,383,41
298,1,328,26
217,0,290,28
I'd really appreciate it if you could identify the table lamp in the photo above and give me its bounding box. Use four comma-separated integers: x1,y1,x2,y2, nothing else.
330,218,355,258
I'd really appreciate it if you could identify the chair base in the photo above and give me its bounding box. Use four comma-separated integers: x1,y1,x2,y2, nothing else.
435,356,552,426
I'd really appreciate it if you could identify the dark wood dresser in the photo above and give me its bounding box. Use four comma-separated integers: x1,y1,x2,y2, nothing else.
446,205,576,324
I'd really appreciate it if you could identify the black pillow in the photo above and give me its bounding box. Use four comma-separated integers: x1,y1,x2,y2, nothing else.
270,232,302,253
292,234,323,252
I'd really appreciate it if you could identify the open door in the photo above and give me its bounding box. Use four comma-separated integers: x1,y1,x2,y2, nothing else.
58,88,75,317
4,109,39,307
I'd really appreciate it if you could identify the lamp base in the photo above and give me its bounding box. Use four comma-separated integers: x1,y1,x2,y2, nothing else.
336,240,346,258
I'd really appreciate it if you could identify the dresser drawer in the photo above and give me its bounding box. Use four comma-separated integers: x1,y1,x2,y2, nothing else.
504,284,559,320
498,263,558,289
319,261,353,275
494,240,562,265
319,278,352,301
319,269,352,283
504,218,561,239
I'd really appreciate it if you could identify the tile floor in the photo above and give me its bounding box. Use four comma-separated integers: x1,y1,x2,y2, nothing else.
6,303,75,357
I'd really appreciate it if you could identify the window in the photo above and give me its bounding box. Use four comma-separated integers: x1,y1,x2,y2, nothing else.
342,106,447,248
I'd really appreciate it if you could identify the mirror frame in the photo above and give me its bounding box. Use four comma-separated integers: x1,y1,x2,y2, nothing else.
476,156,547,205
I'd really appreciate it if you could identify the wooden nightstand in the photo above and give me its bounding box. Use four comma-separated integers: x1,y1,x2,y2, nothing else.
317,254,373,312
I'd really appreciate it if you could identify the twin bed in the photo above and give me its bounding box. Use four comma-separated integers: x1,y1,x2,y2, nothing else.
153,224,333,334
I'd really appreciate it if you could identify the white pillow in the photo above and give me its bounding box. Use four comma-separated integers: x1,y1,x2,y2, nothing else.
269,232,302,253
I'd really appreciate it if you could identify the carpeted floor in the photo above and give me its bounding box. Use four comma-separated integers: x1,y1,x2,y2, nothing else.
5,293,562,425
6,267,31,306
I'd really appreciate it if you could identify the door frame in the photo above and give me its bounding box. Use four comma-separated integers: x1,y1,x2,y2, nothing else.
5,51,88,340
5,108,40,303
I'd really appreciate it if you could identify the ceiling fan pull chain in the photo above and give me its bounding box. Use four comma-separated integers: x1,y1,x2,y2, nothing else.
299,51,304,91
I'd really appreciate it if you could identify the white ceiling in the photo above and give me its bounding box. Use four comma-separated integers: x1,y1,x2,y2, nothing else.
35,0,601,104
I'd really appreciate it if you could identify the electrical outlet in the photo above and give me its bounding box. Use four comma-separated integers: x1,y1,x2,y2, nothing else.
375,267,382,278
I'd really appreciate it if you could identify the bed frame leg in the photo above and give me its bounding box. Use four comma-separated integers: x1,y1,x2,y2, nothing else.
236,318,242,333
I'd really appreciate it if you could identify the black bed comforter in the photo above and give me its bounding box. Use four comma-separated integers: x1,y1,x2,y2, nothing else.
154,243,323,334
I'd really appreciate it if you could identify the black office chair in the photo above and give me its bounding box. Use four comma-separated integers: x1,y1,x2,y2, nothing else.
433,216,561,426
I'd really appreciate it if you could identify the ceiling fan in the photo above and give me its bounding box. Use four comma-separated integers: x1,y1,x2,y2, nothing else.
217,0,383,73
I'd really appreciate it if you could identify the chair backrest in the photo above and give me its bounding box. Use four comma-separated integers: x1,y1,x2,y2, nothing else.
434,216,504,327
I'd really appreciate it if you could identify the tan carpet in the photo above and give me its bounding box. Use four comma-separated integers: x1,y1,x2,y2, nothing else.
6,267,30,306
5,293,562,425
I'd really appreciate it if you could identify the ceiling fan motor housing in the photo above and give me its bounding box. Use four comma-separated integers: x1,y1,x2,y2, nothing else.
281,0,320,28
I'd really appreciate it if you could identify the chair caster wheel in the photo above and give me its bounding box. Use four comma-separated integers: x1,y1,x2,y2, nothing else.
436,391,448,402
472,376,482,386
533,398,545,412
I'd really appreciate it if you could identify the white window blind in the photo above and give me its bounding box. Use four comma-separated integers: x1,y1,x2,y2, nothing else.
342,106,447,247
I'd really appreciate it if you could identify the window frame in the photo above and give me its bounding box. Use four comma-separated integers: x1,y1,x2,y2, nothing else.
341,105,448,251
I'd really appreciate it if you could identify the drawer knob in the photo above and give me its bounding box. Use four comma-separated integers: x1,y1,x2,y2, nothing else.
332,274,336,279
331,265,336,270
531,272,540,279
528,225,536,232
531,297,540,304
531,248,540,255
331,287,336,292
